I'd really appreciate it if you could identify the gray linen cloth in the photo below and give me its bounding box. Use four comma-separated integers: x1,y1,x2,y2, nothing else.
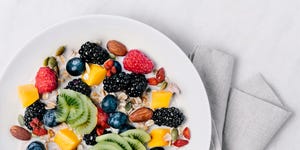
190,47,292,150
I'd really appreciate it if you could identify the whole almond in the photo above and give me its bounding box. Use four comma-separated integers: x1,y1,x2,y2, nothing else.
10,125,31,141
129,107,153,122
107,40,127,56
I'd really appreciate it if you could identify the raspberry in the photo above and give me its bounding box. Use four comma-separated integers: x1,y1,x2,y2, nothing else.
35,67,58,94
123,50,154,74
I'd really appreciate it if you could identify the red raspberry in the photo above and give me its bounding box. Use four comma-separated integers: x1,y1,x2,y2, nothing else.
35,67,58,94
123,50,154,74
97,107,110,128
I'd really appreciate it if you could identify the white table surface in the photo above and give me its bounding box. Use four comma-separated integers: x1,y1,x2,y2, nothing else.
0,0,299,149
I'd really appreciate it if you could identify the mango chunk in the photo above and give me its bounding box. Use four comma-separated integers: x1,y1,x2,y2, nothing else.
151,91,173,109
17,84,39,108
82,64,107,86
148,128,171,148
54,128,80,150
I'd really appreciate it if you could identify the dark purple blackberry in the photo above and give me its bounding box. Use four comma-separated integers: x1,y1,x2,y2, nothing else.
152,107,185,128
24,100,46,130
78,41,109,65
103,72,131,93
65,78,91,96
83,128,97,145
125,73,147,97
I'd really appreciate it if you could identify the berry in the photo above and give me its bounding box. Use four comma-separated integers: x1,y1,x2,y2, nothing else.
123,49,154,74
65,78,91,96
173,139,189,147
152,107,185,128
156,67,165,83
97,107,110,128
79,41,109,65
35,67,57,94
83,128,97,145
24,101,46,130
26,141,46,150
118,124,135,134
183,127,191,140
113,61,122,73
42,109,57,127
66,57,85,76
108,112,128,129
126,73,147,97
103,72,131,93
101,95,118,113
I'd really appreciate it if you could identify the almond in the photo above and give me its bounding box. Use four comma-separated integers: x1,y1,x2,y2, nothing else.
10,125,31,141
129,107,153,122
107,40,127,56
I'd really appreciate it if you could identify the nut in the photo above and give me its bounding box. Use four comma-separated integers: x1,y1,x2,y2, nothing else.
10,125,31,140
107,40,127,56
129,107,153,122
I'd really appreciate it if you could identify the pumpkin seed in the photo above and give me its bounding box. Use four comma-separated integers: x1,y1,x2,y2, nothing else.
171,128,179,141
109,53,116,59
48,56,57,68
55,46,65,56
160,81,168,90
18,114,24,126
125,102,132,111
43,57,49,66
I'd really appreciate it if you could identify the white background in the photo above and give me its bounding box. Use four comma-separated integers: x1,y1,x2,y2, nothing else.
1,0,299,149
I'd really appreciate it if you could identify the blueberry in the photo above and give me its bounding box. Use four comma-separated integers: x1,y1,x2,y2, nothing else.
108,112,128,129
26,141,46,150
113,61,122,73
150,147,165,150
101,95,118,113
42,109,57,127
118,123,135,134
66,57,85,76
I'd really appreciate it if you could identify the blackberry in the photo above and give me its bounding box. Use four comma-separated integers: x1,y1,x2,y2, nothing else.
79,41,109,65
65,78,91,96
83,128,97,145
24,100,46,130
125,73,147,97
103,72,131,93
152,107,185,128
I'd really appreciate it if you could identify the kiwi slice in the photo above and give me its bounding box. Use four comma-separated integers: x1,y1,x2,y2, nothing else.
123,137,146,150
74,98,97,135
89,141,123,150
96,133,132,150
67,94,89,128
120,129,151,143
55,94,70,122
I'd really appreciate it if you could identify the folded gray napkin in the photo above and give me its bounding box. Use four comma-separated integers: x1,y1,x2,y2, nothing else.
190,47,292,150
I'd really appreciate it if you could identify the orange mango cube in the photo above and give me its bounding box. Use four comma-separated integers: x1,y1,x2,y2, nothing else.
54,128,80,150
148,128,171,148
151,91,173,109
82,64,107,86
17,84,39,108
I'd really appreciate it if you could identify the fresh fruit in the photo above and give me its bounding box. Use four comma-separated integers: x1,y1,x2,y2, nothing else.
183,127,191,140
120,129,151,143
152,107,185,128
55,94,70,123
97,107,110,128
10,125,31,141
123,136,146,150
126,73,148,97
118,124,135,134
82,64,107,86
101,95,118,113
26,141,46,150
96,133,132,150
148,77,158,85
108,112,128,129
83,128,98,145
90,141,123,150
107,40,128,56
150,147,165,150
173,139,189,147
24,101,46,130
17,84,39,108
156,68,165,83
66,57,85,76
103,72,131,93
35,67,58,94
30,118,48,136
123,49,154,74
54,128,81,150
65,78,91,96
79,41,110,65
113,61,122,73
151,91,173,109
148,128,170,148
129,107,153,122
42,109,57,127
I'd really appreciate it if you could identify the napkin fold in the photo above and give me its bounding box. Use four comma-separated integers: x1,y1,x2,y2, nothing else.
190,47,292,150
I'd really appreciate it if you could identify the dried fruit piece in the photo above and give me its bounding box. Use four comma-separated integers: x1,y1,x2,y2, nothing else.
156,68,165,83
173,139,189,147
148,78,158,85
104,59,114,70
129,107,153,122
183,127,191,140
10,125,31,141
107,40,128,56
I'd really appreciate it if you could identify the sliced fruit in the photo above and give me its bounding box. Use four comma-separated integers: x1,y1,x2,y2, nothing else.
75,98,97,135
123,137,146,150
148,128,171,148
17,84,39,108
54,128,80,150
82,64,107,86
151,91,173,110
120,129,151,143
55,95,70,122
89,141,123,150
96,133,132,150
67,94,89,128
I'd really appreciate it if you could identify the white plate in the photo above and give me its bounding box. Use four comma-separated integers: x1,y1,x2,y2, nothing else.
0,15,211,149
